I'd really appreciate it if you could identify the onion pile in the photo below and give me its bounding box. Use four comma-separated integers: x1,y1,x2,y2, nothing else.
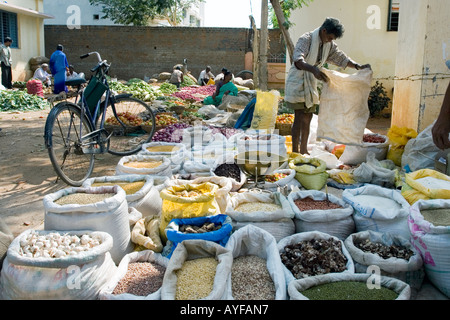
151,123,192,143
171,85,216,101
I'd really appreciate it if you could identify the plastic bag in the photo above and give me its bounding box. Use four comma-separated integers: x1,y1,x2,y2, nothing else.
404,168,450,201
289,156,329,190
387,126,418,166
353,152,397,188
402,123,440,172
224,224,287,300
316,68,373,145
250,90,280,131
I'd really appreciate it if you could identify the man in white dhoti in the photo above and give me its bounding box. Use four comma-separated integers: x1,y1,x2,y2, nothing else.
285,17,371,154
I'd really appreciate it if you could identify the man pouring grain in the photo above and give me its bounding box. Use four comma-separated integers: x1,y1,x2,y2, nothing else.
285,17,371,154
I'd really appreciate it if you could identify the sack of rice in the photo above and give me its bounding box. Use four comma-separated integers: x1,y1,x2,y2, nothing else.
0,230,116,300
43,186,133,264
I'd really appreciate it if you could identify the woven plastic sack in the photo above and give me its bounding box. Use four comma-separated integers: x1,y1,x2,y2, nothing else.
289,156,329,190
288,273,411,300
404,169,450,201
224,224,287,300
408,199,450,298
131,215,164,253
99,250,169,300
139,142,186,172
0,230,116,300
115,154,173,177
159,182,221,242
316,68,373,145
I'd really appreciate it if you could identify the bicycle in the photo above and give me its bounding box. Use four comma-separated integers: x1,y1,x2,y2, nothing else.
44,52,156,186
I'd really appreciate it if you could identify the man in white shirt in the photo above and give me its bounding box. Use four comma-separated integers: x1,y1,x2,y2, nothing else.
0,37,13,89
33,63,51,87
198,66,214,86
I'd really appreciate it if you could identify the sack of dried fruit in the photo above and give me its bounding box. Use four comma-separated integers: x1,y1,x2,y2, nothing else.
225,224,287,300
43,186,134,264
408,199,450,298
342,185,411,240
277,231,355,289
289,156,329,190
344,230,424,295
288,190,355,240
0,230,117,300
159,182,221,243
226,191,295,242
99,250,169,300
83,174,162,217
160,239,233,300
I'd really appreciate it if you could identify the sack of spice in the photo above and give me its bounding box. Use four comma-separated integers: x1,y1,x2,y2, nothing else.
344,230,424,296
277,231,355,288
160,239,233,300
225,224,287,300
408,199,450,298
43,186,134,264
159,182,221,243
342,185,411,240
116,154,173,177
289,156,329,190
99,250,169,300
211,155,246,192
226,191,295,242
164,214,232,258
288,272,411,300
0,230,117,300
288,190,355,240
83,174,162,217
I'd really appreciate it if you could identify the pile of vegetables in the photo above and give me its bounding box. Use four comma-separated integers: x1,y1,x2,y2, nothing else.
159,83,178,94
151,123,192,143
171,85,216,102
276,113,295,124
109,79,163,102
143,113,179,127
0,90,49,111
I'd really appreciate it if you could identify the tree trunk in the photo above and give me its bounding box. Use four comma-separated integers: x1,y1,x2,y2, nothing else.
270,0,295,64
250,15,260,89
259,0,269,91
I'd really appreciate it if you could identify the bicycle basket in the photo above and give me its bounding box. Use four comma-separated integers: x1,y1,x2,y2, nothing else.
83,75,108,114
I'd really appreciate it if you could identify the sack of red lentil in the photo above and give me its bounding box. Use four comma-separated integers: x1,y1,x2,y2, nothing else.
160,239,233,300
99,250,169,300
288,190,355,240
0,230,117,300
408,199,450,298
344,230,424,296
115,154,173,177
342,184,411,240
225,224,287,300
83,174,163,217
226,191,295,242
43,186,134,264
288,272,411,300
277,231,355,289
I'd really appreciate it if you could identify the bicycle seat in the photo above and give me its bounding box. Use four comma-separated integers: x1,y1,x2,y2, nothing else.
66,78,87,86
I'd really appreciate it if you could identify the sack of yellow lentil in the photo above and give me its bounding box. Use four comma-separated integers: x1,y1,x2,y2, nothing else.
116,154,172,177
160,239,233,300
159,182,221,242
139,142,186,174
289,156,329,190
83,175,162,217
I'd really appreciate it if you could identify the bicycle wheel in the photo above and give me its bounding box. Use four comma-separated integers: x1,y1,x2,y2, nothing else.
102,95,156,155
44,102,95,186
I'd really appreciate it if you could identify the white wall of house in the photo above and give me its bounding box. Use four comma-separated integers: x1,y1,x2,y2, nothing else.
285,0,399,105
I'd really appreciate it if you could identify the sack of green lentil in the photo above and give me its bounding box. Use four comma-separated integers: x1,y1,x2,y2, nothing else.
287,272,411,300
43,186,134,264
288,190,355,240
99,249,169,300
408,199,450,298
289,156,329,190
226,191,295,242
160,239,233,300
344,230,424,295
0,230,117,300
139,142,187,174
83,174,163,217
277,231,355,289
159,182,221,243
342,184,411,240
115,154,173,177
225,224,287,300
164,214,233,258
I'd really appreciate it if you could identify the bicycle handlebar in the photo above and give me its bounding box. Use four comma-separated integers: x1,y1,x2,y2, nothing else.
80,52,110,73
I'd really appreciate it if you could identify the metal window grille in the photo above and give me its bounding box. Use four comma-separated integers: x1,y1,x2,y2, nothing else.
388,0,400,32
0,10,18,48
268,53,286,63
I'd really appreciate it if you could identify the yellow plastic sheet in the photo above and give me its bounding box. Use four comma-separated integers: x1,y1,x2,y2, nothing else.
250,90,280,131
402,169,450,204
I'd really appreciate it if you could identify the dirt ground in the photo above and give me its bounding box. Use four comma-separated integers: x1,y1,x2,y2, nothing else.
0,107,391,237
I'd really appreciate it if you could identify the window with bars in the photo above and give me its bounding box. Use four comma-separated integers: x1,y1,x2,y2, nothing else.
1,10,18,48
387,0,400,32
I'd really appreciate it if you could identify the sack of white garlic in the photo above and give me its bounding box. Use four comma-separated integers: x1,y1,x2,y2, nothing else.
0,229,117,300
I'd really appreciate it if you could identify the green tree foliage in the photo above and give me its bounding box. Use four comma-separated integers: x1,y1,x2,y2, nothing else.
89,0,204,26
269,0,312,29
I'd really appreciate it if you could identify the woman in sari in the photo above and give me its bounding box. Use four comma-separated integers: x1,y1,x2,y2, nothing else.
203,71,238,106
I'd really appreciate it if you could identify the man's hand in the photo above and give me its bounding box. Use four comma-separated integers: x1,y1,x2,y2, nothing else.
356,63,372,70
312,66,329,82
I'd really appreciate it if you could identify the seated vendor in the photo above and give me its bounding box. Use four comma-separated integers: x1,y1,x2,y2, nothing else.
203,71,238,106
33,63,51,87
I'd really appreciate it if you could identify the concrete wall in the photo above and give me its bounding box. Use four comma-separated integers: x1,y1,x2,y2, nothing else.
392,0,450,132
286,0,398,104
44,25,285,83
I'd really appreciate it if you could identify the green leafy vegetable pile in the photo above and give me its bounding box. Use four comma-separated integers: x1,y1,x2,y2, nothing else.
0,90,49,111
